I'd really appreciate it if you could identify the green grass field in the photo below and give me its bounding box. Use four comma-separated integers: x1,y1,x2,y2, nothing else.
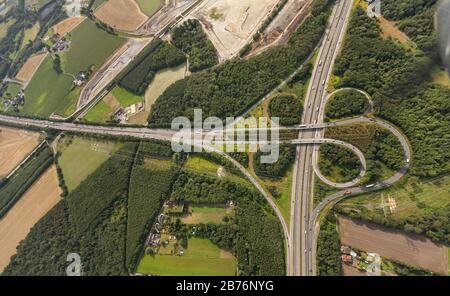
20,23,39,50
181,206,232,224
61,19,125,75
22,55,74,117
91,0,106,10
137,238,236,276
111,86,144,107
136,0,162,16
58,136,122,191
54,88,80,117
83,100,114,122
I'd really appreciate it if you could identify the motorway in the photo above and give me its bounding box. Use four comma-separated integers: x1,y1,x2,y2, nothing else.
289,0,354,276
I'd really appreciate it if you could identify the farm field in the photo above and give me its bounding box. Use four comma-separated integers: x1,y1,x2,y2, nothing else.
61,18,125,75
194,0,279,60
181,206,232,224
22,55,74,117
112,86,144,107
0,165,61,272
91,0,107,10
94,0,148,32
0,126,41,178
15,52,47,83
136,0,162,16
338,216,448,274
144,63,186,112
52,16,86,36
137,238,236,276
57,136,122,191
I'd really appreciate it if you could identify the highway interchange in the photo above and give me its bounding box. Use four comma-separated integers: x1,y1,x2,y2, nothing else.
0,0,413,277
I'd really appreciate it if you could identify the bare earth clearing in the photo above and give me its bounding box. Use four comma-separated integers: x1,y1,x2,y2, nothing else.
339,216,448,274
94,0,148,32
15,52,47,83
0,166,61,271
0,126,40,178
52,16,86,36
195,0,278,60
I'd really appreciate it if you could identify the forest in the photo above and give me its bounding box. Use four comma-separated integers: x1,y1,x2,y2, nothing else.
316,211,342,276
319,143,361,182
148,0,334,126
333,6,448,179
268,94,303,126
171,19,218,72
325,90,368,119
253,144,296,179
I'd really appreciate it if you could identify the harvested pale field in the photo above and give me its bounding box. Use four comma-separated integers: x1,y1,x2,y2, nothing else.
52,16,86,36
338,216,448,274
15,52,47,83
103,92,120,109
94,0,148,32
195,0,278,60
0,166,61,271
0,127,40,178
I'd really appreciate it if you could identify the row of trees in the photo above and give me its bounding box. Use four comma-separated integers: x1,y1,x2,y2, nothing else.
171,19,218,72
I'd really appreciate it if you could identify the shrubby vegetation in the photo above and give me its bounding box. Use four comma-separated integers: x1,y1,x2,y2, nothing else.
325,90,368,119
0,145,53,218
148,0,334,126
119,41,186,95
268,94,303,126
253,144,296,179
319,144,361,182
316,211,342,275
172,19,218,72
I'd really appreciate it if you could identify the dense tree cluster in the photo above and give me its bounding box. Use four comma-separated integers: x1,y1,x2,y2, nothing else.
319,143,361,182
253,144,296,179
325,90,368,119
148,0,334,126
172,19,218,72
268,94,303,126
119,41,186,95
334,7,448,178
316,211,342,275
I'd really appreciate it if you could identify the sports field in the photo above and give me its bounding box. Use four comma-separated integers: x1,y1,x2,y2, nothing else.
0,165,61,272
61,19,125,75
22,55,74,117
136,0,162,16
0,126,40,178
137,238,236,276
57,136,122,191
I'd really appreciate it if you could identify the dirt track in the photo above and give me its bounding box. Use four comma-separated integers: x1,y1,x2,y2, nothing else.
15,53,47,83
94,0,148,32
339,216,448,274
52,16,86,36
0,166,61,272
0,126,40,178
